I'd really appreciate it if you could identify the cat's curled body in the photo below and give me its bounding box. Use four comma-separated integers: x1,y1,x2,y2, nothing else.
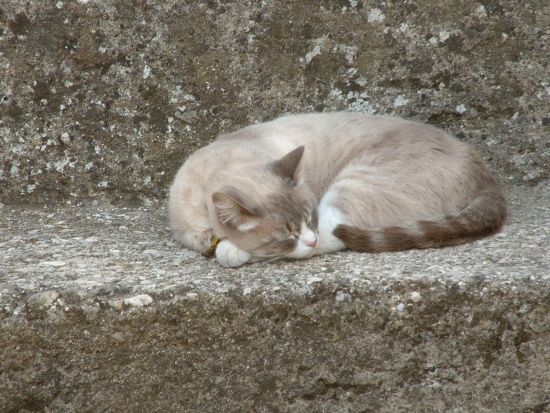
168,112,507,267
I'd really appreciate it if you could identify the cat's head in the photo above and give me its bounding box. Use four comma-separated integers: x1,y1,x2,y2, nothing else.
212,146,319,260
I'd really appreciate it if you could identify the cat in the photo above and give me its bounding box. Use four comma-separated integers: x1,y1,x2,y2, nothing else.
168,112,507,267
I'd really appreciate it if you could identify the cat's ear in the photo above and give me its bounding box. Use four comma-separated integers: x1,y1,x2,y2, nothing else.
269,146,304,183
212,192,259,231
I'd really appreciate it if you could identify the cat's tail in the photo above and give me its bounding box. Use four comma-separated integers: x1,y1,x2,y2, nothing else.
333,188,508,253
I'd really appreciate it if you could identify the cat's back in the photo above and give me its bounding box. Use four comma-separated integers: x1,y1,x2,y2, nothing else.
217,112,458,155
218,112,399,143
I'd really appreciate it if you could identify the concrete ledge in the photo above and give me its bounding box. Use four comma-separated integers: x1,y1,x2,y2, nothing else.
1,186,549,411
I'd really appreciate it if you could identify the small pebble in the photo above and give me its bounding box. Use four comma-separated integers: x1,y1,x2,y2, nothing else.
396,303,405,311
86,285,114,299
123,294,154,307
27,290,60,311
47,306,65,321
409,292,422,303
307,276,323,284
335,291,346,302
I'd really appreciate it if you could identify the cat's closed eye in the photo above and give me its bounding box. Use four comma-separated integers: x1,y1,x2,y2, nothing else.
286,222,299,234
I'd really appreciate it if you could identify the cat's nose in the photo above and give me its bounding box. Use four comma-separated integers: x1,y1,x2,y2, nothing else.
306,239,317,248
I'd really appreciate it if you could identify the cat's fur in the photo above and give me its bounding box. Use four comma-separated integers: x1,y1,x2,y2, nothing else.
168,112,507,267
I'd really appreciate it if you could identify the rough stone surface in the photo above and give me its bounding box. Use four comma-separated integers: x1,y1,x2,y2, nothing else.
1,0,549,205
1,0,550,411
1,186,549,411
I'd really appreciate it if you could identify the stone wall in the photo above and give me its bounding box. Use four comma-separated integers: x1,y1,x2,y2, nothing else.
1,0,549,206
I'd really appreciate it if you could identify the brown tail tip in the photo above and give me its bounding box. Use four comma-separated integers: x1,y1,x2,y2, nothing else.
333,224,427,253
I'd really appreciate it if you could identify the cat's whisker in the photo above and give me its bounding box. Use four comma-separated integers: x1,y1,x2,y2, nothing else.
263,256,285,263
249,252,295,264
250,252,282,259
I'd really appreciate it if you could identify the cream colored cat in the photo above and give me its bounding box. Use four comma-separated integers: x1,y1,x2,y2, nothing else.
168,112,507,267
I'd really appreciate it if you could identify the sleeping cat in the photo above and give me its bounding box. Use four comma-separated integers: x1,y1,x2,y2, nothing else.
168,112,507,267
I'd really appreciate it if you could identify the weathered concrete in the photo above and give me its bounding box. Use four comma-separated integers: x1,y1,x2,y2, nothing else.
1,0,549,205
1,0,550,411
1,186,549,412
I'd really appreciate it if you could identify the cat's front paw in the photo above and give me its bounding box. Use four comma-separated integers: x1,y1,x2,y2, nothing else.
215,240,251,267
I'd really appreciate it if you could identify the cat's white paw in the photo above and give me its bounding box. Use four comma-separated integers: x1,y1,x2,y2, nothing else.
215,239,251,267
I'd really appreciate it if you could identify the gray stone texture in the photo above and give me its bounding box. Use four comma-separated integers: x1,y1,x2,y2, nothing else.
1,0,550,411
1,0,549,205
